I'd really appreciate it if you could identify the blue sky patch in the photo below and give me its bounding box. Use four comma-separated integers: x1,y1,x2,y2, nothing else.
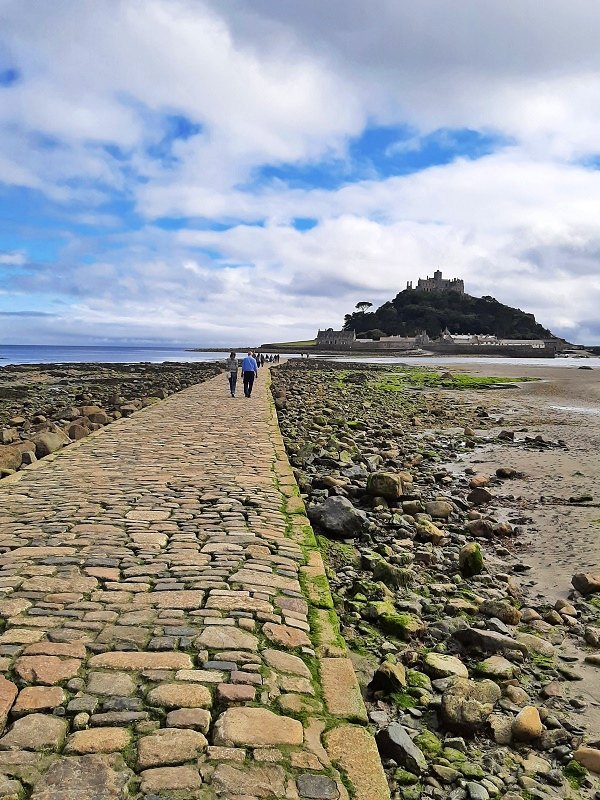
252,124,507,191
0,67,20,87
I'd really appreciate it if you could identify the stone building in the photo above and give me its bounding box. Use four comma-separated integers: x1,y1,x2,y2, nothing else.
316,328,356,348
407,270,465,294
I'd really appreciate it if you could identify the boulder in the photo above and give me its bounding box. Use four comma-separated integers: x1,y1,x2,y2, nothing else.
479,600,521,626
376,723,427,774
441,678,501,735
31,430,70,458
0,443,24,472
512,706,543,741
369,661,407,694
459,543,484,577
366,472,403,500
66,423,90,441
572,572,600,595
467,487,493,506
424,653,468,679
307,496,367,538
477,656,515,679
574,746,600,774
425,500,454,519
465,519,495,538
415,519,445,545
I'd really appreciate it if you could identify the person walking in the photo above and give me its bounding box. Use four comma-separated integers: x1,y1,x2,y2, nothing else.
225,351,238,397
241,351,258,398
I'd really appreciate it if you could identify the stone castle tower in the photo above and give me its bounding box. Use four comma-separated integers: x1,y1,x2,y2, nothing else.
406,270,465,294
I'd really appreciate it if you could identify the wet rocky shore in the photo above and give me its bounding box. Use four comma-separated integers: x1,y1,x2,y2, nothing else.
271,360,600,800
0,362,220,477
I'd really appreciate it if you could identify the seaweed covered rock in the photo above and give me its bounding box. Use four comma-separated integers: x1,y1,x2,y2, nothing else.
459,542,484,577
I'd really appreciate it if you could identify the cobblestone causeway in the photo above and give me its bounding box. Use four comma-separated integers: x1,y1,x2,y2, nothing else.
0,370,389,799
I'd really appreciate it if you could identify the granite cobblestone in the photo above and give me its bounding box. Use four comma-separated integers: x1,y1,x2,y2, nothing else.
0,369,388,799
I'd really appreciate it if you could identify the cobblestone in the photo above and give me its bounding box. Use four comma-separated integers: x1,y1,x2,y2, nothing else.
0,370,388,798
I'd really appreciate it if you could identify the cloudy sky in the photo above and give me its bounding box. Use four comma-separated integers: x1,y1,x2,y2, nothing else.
1,0,600,346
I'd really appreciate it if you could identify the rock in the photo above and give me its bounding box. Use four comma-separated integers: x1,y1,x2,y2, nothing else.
66,423,89,441
415,518,445,545
514,632,555,657
13,686,64,713
573,746,600,774
504,686,529,706
0,444,25,472
296,773,340,799
512,706,543,741
263,649,311,678
584,626,600,647
0,714,67,751
469,475,490,488
65,727,132,754
320,658,367,722
262,623,311,648
496,467,517,479
86,672,135,696
477,656,515,679
441,678,501,735
453,626,528,655
479,600,521,626
14,656,81,685
31,430,70,458
367,472,405,500
376,723,427,774
466,782,489,800
308,496,367,538
369,661,407,693
465,519,495,538
0,678,17,734
88,651,193,671
137,729,208,768
488,713,512,744
30,754,133,800
467,487,493,506
212,763,286,798
213,708,303,747
425,500,454,519
146,683,212,709
165,709,211,732
572,572,600,595
326,725,390,800
459,543,484,577
424,653,468,679
140,766,202,792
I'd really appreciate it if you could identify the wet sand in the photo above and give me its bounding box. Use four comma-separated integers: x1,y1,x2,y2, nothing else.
442,362,600,733
446,362,600,594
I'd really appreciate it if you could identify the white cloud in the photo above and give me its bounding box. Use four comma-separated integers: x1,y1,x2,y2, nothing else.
2,0,600,344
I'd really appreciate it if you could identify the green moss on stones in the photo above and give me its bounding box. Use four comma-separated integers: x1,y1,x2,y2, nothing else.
414,730,442,758
563,759,588,789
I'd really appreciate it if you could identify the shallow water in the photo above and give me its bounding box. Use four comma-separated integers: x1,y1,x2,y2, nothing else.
328,354,600,369
0,345,296,366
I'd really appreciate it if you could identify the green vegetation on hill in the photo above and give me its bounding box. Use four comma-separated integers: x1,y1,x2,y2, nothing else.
344,289,555,339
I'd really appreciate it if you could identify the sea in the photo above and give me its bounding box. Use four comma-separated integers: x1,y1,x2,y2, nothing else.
1,344,599,369
0,345,258,366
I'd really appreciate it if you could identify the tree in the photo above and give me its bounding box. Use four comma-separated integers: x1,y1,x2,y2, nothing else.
355,301,373,313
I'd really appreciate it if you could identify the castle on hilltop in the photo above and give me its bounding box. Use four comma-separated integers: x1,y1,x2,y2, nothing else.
407,270,465,294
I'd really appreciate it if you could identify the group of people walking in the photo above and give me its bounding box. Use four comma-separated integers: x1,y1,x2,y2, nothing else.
224,351,280,398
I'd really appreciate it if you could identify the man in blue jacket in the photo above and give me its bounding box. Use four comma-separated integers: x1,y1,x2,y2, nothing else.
241,351,258,398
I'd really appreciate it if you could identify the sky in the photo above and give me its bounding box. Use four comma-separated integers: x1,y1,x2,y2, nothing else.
1,1,600,346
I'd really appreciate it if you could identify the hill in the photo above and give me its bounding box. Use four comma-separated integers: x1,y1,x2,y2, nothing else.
343,289,555,340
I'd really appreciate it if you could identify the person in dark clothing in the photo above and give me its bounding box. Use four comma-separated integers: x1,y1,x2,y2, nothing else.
241,351,258,397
